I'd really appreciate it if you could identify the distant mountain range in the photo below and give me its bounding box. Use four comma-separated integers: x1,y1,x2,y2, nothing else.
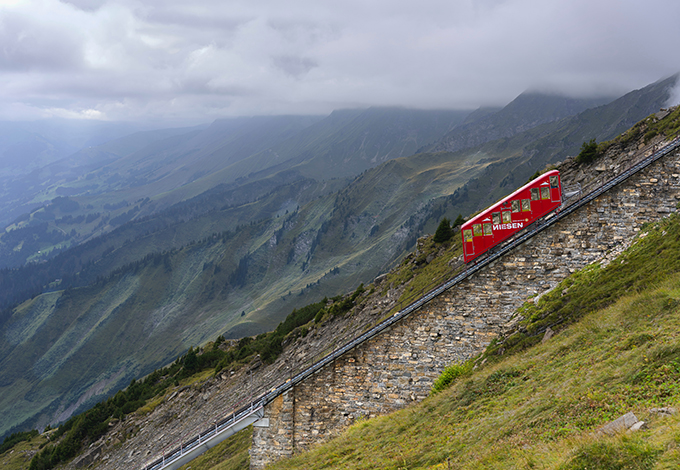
0,73,677,439
429,92,615,153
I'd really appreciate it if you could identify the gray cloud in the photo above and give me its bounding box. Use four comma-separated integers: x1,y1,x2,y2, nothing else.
0,0,677,124
272,55,318,78
0,8,84,71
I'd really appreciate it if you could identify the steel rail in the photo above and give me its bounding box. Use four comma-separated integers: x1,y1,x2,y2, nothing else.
142,136,680,470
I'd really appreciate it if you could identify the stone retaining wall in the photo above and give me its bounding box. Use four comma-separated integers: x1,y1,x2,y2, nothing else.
250,147,680,469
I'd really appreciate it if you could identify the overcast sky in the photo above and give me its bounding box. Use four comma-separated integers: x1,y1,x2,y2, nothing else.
1,0,679,125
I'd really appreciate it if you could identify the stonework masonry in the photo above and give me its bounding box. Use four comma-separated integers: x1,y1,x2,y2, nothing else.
250,146,680,469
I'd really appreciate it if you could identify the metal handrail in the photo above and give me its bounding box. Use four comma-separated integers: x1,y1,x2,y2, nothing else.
142,401,264,470
142,135,680,470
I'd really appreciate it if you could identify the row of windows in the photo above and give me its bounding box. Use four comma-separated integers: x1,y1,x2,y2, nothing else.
470,223,491,237
462,177,559,243
532,186,552,201
463,183,557,241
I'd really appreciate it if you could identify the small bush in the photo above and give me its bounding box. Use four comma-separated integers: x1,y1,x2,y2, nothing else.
575,139,600,164
431,360,473,394
314,308,326,323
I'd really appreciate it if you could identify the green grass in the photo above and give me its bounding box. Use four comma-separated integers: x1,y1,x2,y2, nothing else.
380,236,463,317
263,215,680,470
430,360,473,395
559,436,662,470
0,433,49,470
178,426,252,470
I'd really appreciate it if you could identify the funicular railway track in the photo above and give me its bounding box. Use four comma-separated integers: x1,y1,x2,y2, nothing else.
142,136,680,470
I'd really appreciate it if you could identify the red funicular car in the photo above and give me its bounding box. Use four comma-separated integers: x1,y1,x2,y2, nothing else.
460,170,562,263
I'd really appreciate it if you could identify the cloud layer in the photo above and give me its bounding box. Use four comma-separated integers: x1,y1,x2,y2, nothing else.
0,0,678,124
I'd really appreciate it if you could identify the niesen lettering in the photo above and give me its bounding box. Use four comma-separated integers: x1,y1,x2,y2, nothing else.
492,222,524,231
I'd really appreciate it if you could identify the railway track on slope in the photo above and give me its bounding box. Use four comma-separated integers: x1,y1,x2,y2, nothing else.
142,135,680,470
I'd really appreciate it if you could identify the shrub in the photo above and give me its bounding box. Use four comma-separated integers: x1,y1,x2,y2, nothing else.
431,360,473,394
314,308,327,323
0,429,39,454
575,139,600,164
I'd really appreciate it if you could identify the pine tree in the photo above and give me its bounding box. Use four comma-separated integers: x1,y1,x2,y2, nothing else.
576,138,599,163
433,218,454,243
184,347,198,372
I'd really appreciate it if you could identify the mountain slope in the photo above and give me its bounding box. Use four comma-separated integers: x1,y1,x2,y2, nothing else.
0,126,205,230
4,102,680,469
144,107,471,211
0,121,189,228
0,109,468,269
429,92,615,154
20,121,680,470
0,79,674,440
421,73,679,226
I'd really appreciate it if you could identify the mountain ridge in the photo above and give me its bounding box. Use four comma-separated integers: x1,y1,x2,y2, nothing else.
429,91,616,154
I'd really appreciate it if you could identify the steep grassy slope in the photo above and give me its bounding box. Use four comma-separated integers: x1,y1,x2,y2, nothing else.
264,214,680,470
